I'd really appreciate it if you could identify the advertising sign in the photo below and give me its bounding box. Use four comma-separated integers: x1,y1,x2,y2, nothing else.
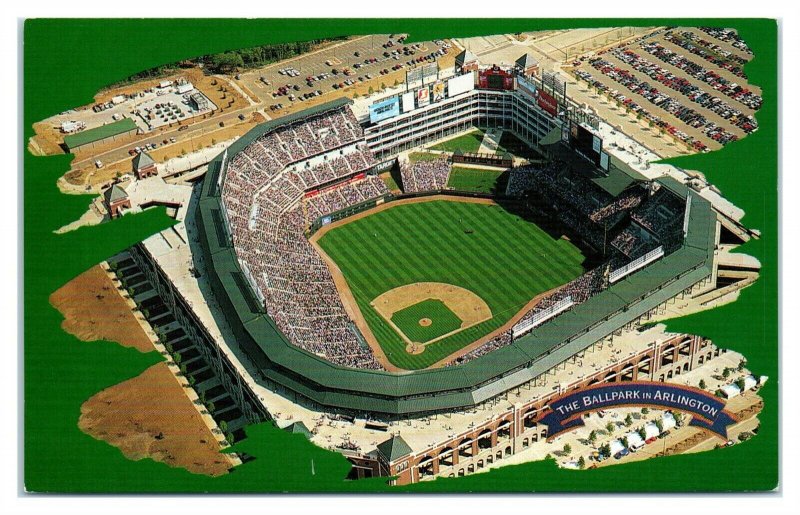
432,81,445,102
600,150,610,171
592,134,602,154
416,86,430,108
401,91,416,113
446,73,474,98
537,89,558,117
368,96,400,124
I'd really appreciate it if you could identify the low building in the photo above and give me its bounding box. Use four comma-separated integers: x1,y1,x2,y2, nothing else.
190,92,209,111
515,53,540,77
104,184,131,218
132,152,158,180
454,49,479,73
63,118,138,152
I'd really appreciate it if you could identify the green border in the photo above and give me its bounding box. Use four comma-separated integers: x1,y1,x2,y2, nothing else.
24,18,778,493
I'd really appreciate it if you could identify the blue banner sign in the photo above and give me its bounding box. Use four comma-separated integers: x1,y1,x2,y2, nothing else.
540,381,737,439
369,96,400,124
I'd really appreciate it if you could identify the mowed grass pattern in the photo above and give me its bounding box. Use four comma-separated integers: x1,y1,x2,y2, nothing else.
391,299,463,344
317,200,586,369
428,129,485,153
447,167,506,194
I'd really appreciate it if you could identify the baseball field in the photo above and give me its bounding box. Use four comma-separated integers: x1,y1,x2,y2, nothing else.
316,198,588,370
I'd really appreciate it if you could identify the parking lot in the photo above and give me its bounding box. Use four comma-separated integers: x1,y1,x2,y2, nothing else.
238,34,453,114
569,27,761,153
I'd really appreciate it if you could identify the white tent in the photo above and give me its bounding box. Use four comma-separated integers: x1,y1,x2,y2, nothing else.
609,440,625,456
720,383,742,399
661,412,677,431
625,431,645,451
742,375,758,391
644,422,660,440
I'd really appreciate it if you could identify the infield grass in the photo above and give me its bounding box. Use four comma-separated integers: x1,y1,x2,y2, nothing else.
391,299,463,344
317,199,587,370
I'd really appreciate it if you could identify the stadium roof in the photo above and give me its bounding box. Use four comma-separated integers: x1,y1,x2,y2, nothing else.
377,435,412,462
193,106,720,415
63,118,137,149
591,164,644,197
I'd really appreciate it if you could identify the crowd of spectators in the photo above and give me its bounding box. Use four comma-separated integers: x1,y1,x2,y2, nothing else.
400,156,452,193
306,176,389,220
221,106,386,370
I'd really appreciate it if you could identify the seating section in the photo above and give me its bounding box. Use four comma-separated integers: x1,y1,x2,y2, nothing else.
400,156,452,193
222,106,387,369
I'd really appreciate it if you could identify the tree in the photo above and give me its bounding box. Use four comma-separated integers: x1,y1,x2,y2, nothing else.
673,412,685,426
173,352,182,365
736,377,747,391
219,420,228,433
563,443,572,454
699,379,707,390
577,456,586,469
641,407,649,415
621,436,629,448
655,419,664,433
380,82,387,91
207,401,216,414
637,427,647,440
207,52,244,74
606,422,615,433
588,430,598,443
599,443,611,457
226,432,235,445
624,414,633,427
738,359,746,371
368,86,374,94
723,367,732,378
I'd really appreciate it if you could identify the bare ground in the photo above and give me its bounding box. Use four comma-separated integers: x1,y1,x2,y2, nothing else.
49,265,153,353
79,362,235,477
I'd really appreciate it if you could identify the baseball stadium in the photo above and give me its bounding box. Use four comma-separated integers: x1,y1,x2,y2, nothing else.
119,51,761,484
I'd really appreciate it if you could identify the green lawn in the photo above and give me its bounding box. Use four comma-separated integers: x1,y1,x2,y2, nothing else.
317,199,587,369
391,299,463,344
428,129,485,153
447,166,508,194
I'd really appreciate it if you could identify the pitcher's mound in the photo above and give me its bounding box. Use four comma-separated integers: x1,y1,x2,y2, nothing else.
419,318,432,327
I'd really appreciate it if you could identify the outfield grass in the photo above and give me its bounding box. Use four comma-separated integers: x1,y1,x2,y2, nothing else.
317,199,587,370
447,166,508,194
428,129,485,153
391,299,463,344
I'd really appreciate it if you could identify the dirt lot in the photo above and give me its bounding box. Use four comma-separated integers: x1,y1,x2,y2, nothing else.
50,265,153,353
79,362,235,477
31,67,249,160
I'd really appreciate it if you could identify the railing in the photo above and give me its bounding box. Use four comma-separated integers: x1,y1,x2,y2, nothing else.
609,246,665,284
512,296,574,339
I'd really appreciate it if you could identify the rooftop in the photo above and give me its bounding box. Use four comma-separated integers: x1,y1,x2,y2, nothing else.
63,117,137,149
